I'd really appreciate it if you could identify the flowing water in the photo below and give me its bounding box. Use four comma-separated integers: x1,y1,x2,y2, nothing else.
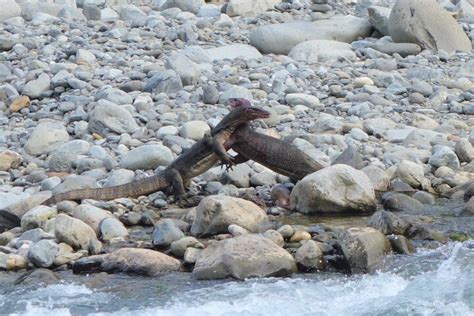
0,240,473,315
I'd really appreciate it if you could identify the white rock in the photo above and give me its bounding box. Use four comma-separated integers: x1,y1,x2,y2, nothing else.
290,164,376,214
120,144,174,170
180,120,210,141
191,196,268,237
289,40,356,63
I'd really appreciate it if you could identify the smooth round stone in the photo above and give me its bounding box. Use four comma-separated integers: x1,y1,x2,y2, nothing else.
100,217,129,241
180,121,210,141
290,230,312,242
354,77,374,88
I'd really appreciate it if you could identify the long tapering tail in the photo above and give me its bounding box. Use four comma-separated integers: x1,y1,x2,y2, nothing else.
42,173,171,205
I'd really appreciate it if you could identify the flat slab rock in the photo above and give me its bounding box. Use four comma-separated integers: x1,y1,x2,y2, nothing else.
192,234,297,280
73,248,180,276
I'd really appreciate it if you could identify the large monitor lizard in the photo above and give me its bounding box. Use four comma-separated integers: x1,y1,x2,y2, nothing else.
220,98,325,181
42,106,270,205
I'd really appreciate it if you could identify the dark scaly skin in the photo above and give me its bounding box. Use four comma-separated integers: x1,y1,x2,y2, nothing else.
225,98,325,181
42,106,270,205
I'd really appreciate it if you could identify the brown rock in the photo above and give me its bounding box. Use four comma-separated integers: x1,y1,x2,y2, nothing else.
0,150,22,171
9,96,30,112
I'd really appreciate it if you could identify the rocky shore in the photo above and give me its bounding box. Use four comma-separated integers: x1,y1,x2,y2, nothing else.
0,0,473,283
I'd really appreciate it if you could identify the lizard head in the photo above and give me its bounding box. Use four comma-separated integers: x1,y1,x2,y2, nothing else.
228,98,252,108
228,98,270,120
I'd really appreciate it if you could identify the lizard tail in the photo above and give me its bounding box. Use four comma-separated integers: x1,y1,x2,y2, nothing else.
42,173,171,205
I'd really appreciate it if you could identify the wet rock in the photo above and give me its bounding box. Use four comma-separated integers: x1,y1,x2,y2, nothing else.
191,196,268,237
193,234,297,280
290,165,376,215
102,248,180,276
463,197,474,215
24,120,69,156
28,239,59,268
295,240,326,271
54,214,99,251
153,219,185,248
412,191,435,205
408,224,446,242
120,144,173,170
368,210,411,235
388,0,471,52
382,192,423,212
14,268,60,286
337,227,391,273
387,235,414,254
277,225,294,239
170,236,203,258
289,40,356,63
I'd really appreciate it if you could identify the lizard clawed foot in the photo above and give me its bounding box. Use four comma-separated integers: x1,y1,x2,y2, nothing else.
219,154,237,171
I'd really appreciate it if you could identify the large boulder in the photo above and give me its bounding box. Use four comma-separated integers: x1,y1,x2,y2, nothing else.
388,0,472,52
73,248,181,276
249,15,372,55
338,227,391,273
290,164,376,214
288,40,356,63
192,234,297,280
226,0,280,17
191,196,268,237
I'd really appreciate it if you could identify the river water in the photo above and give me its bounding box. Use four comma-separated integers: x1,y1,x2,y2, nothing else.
0,240,473,315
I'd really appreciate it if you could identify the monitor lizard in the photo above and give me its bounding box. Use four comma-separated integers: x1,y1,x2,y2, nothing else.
42,106,270,205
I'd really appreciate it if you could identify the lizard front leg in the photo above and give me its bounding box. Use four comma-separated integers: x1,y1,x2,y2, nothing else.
207,132,236,170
